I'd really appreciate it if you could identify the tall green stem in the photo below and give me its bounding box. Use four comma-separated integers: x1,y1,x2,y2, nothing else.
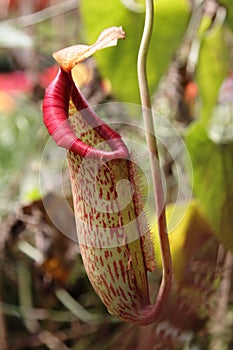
137,0,172,319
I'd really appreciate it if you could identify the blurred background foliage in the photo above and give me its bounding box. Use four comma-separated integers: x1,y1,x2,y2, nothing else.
0,0,233,349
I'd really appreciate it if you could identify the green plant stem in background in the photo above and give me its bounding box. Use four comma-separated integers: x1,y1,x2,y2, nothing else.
137,0,172,319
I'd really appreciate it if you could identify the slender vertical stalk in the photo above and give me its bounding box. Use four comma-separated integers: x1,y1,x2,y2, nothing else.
137,0,172,318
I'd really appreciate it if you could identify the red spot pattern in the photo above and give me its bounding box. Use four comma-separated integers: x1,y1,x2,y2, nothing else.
43,67,158,325
66,106,156,323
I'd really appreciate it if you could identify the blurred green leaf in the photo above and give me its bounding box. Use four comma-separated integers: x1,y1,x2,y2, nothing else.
219,0,233,32
196,25,229,123
152,199,214,285
0,99,45,214
186,122,233,252
80,0,190,103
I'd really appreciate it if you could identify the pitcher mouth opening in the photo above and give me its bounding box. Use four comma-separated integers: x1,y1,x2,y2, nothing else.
43,67,129,161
